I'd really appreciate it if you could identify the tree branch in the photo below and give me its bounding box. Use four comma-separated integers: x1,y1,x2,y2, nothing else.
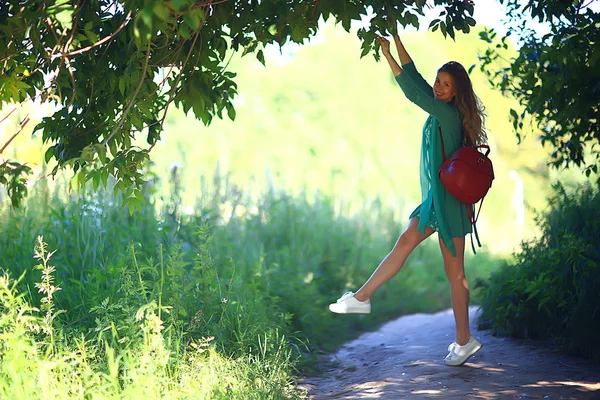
159,32,201,137
0,108,17,126
63,11,132,57
0,114,30,155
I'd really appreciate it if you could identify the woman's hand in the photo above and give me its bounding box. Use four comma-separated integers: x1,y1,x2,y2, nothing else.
377,37,391,56
378,35,403,76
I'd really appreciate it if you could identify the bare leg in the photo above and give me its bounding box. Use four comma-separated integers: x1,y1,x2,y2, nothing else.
353,217,435,302
439,236,470,346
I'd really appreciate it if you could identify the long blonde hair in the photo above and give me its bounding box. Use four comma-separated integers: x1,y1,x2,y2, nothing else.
439,61,487,146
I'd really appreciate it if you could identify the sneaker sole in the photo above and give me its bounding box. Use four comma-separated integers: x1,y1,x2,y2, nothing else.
444,342,483,366
328,305,371,314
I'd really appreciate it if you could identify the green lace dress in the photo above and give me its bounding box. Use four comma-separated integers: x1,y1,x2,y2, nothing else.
394,62,472,257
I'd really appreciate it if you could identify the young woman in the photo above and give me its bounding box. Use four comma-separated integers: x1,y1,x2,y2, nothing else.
329,34,488,366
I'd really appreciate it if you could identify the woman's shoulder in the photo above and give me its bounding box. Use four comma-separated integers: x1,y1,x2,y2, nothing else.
434,102,461,124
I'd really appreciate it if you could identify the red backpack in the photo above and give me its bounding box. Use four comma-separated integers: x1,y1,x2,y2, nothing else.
438,127,494,253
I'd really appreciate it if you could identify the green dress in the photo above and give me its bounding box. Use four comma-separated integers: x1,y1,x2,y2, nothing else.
394,62,472,257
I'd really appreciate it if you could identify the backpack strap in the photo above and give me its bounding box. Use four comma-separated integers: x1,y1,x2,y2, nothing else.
467,203,483,254
439,125,483,255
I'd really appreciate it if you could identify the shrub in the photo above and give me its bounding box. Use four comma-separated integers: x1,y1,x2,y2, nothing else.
478,182,600,362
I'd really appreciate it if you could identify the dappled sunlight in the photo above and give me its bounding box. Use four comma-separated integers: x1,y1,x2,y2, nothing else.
411,389,442,395
352,381,390,398
305,307,600,399
477,365,505,373
464,388,521,399
310,375,600,399
525,380,600,392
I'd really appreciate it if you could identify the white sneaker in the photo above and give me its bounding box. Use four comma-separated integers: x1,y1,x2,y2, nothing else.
328,291,371,314
444,336,483,366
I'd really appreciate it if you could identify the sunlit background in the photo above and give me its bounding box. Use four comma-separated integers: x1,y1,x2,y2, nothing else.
0,1,590,256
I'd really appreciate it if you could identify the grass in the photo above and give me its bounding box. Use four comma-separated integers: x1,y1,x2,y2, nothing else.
0,271,301,399
0,165,505,397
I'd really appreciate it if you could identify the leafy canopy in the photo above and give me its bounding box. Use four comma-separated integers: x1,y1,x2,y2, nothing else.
478,0,600,181
0,0,476,209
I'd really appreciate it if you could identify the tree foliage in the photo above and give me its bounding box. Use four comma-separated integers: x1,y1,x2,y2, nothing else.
478,0,600,180
0,0,476,209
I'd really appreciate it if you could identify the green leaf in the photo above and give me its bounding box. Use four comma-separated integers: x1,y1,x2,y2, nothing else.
509,108,519,130
77,169,86,188
101,169,109,187
92,171,100,190
118,78,125,96
360,43,371,58
45,147,55,164
141,6,154,29
153,2,170,21
135,189,145,202
409,13,419,28
53,4,74,30
147,122,160,145
179,22,191,39
447,25,455,40
84,28,99,43
96,145,107,164
108,140,118,157
226,103,236,121
184,11,201,31
125,196,143,215
13,78,30,90
172,0,189,11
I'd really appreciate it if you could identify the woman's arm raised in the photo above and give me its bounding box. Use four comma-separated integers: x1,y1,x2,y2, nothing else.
390,33,431,94
393,35,412,66
377,37,403,77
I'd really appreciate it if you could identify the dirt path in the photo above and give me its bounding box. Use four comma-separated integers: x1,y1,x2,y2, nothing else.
300,307,600,399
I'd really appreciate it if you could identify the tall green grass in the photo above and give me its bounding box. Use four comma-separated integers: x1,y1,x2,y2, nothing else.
0,237,300,399
0,167,504,397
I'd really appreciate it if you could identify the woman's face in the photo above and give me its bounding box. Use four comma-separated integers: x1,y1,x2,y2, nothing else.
433,71,456,103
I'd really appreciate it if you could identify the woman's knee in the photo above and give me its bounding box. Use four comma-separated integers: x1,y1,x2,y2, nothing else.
444,266,468,286
396,229,424,250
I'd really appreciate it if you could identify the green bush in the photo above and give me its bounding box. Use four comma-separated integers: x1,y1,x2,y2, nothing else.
478,182,600,362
